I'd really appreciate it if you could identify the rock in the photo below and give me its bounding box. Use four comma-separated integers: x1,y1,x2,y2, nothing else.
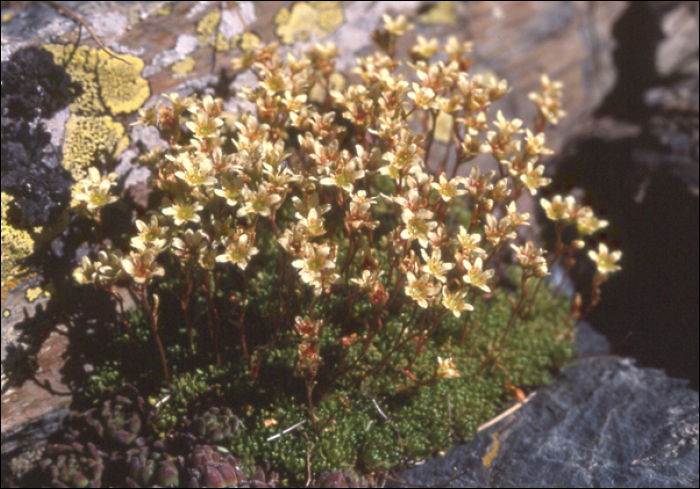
390,323,699,488
549,0,699,388
1,328,72,484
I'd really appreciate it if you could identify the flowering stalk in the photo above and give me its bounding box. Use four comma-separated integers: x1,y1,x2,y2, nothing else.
139,288,170,388
492,272,532,362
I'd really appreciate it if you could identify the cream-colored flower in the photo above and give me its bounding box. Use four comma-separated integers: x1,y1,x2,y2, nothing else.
409,35,439,60
185,109,223,139
404,271,438,309
445,37,474,59
131,215,168,253
349,190,377,214
510,242,548,278
382,14,414,37
462,165,495,198
71,167,118,212
296,207,326,238
408,83,436,109
292,243,337,286
319,160,365,193
237,183,283,218
529,74,566,125
162,198,203,226
174,155,217,187
171,229,209,262
216,234,259,271
462,257,494,293
524,129,553,156
122,250,165,285
455,226,485,257
436,357,460,379
431,174,466,202
505,201,530,228
73,255,101,285
441,287,474,318
401,208,437,248
576,206,609,236
420,248,454,284
540,195,577,223
520,161,551,195
588,243,622,275
350,269,384,290
492,178,511,201
95,250,126,283
484,213,516,247
214,174,245,207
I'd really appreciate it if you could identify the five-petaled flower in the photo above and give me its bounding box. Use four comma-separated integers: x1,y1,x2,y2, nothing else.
420,248,454,283
588,243,622,276
216,234,259,271
436,357,460,379
462,257,494,293
401,208,437,248
162,198,203,226
441,288,474,318
405,271,438,308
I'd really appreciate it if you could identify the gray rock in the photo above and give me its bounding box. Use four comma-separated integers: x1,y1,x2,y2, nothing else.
390,325,699,488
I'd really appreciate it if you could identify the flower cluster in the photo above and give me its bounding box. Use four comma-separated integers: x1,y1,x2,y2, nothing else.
68,17,620,479
70,167,119,221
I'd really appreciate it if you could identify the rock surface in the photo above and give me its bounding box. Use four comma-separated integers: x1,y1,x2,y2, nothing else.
549,0,699,388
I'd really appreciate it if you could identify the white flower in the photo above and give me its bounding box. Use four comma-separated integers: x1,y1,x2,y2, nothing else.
420,248,454,284
401,208,437,248
405,272,438,309
216,234,259,271
436,357,460,379
588,243,622,276
441,288,474,318
462,257,494,293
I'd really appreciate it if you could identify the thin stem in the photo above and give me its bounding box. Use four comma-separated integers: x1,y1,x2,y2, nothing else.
181,267,195,352
306,371,318,433
493,274,531,361
139,286,170,388
44,1,132,65
203,270,222,366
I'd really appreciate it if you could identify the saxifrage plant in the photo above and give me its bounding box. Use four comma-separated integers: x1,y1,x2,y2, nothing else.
65,14,621,485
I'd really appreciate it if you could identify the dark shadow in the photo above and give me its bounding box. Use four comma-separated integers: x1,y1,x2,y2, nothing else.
551,1,699,389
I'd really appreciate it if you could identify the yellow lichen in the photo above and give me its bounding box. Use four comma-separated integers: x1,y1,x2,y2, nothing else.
2,309,10,318
237,31,262,52
308,1,341,10
42,45,149,116
195,9,235,51
317,6,344,33
482,431,500,468
25,286,44,303
172,56,196,75
2,11,16,22
1,193,34,302
419,1,457,25
274,2,344,45
197,11,222,46
95,51,150,114
43,44,105,114
62,115,129,181
157,4,173,15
